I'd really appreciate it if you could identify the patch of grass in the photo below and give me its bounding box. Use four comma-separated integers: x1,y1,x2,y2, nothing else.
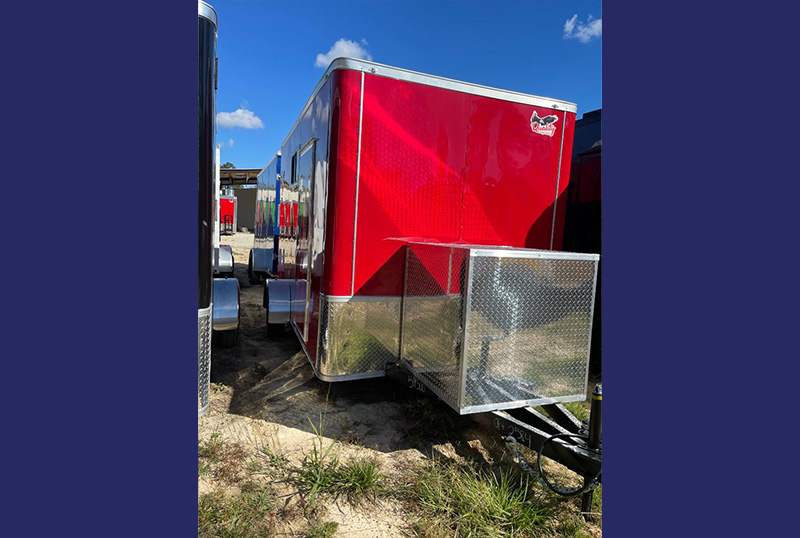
591,483,602,513
333,458,387,501
199,433,226,463
198,434,250,483
198,460,211,477
198,487,276,538
409,459,552,538
261,446,290,473
554,512,592,538
562,401,590,423
305,520,339,538
290,415,388,507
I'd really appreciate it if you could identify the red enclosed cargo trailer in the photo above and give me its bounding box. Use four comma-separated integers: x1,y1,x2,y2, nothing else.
265,59,598,413
219,187,237,235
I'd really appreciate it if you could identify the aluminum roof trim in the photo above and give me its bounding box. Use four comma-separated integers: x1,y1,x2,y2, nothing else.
281,57,578,149
199,1,218,27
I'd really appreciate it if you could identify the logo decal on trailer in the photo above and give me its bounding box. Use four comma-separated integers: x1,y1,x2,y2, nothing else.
530,111,559,137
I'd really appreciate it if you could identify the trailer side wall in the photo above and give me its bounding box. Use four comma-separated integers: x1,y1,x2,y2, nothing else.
277,63,577,380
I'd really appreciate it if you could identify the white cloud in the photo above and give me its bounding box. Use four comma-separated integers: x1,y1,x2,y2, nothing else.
216,108,264,129
315,38,372,68
563,14,602,43
227,138,234,147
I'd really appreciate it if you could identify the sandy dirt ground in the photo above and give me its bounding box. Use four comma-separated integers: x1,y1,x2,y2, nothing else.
199,232,600,537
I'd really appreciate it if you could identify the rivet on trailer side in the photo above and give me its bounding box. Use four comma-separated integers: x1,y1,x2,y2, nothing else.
260,58,601,504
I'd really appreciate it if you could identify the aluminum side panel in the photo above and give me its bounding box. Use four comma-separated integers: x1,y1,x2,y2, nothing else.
254,153,280,253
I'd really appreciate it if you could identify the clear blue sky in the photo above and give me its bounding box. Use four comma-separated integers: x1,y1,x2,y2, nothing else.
211,0,602,169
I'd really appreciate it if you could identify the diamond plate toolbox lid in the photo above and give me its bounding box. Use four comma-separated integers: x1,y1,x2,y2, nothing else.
400,242,599,414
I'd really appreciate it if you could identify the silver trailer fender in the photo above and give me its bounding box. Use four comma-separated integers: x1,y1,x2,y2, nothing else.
250,247,273,274
212,277,239,331
264,278,292,324
214,245,234,276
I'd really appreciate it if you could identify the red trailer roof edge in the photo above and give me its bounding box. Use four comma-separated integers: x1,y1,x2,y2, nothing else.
281,57,578,150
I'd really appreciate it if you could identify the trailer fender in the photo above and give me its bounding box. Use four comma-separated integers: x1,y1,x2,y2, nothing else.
212,277,239,330
251,247,273,274
214,245,234,276
264,278,292,324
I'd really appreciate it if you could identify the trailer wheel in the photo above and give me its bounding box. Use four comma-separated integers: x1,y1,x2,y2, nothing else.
213,329,239,348
248,252,260,285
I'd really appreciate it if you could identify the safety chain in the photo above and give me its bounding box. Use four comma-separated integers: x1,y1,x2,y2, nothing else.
503,435,600,496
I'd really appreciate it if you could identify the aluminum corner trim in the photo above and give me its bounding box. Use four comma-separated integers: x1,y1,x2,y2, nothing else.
458,254,475,410
351,70,365,295
198,1,218,26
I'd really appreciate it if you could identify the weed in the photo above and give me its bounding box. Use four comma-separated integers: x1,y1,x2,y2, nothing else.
198,434,250,483
261,446,290,472
591,483,602,513
554,513,592,538
199,433,225,463
409,459,552,538
290,415,388,507
198,487,276,538
339,428,364,446
293,415,341,505
305,520,339,538
198,460,211,477
332,458,387,502
215,444,249,483
562,401,590,422
211,383,228,394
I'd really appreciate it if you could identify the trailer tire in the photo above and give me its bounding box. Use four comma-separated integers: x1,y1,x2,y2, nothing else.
213,329,239,348
248,252,261,285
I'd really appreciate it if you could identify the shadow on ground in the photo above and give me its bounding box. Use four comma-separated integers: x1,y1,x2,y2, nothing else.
209,261,503,464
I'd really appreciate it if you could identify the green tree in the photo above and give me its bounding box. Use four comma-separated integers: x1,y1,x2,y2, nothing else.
220,162,236,169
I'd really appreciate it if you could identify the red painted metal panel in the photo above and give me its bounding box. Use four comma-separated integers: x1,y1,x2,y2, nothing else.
220,198,235,219
220,197,236,234
552,110,576,250
353,74,469,296
321,70,362,296
462,98,575,250
348,73,574,297
279,63,578,365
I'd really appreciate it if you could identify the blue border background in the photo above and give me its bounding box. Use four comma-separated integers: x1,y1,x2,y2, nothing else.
6,1,196,536
5,1,797,536
605,2,796,536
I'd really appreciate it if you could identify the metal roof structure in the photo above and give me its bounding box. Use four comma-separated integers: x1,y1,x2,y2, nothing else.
219,168,260,186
